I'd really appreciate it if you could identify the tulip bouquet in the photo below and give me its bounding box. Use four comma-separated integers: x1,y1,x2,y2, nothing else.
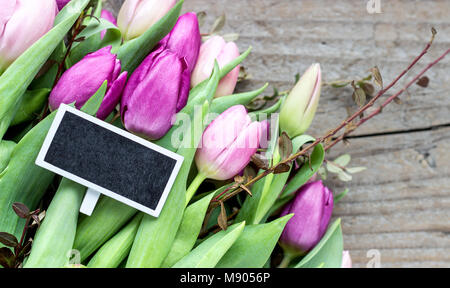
0,0,448,269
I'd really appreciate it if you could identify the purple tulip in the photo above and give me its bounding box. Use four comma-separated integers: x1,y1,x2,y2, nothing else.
280,181,334,255
157,12,201,72
120,46,189,140
49,46,128,120
56,0,71,11
0,0,57,73
341,251,352,268
100,10,117,39
191,36,240,98
195,105,264,181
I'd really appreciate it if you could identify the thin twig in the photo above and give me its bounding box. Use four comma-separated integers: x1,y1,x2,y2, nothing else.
209,31,443,209
325,47,450,151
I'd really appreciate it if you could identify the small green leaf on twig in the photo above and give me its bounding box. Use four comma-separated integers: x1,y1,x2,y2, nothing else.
337,171,352,182
346,167,367,174
335,189,350,203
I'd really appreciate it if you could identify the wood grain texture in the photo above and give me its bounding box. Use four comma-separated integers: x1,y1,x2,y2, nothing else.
106,0,450,268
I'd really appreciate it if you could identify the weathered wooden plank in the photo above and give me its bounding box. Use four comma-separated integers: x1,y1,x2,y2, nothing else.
106,0,450,268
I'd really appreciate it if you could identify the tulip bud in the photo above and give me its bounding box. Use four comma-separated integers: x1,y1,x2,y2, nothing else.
279,63,322,138
195,105,264,181
49,46,128,120
158,12,201,72
191,36,240,98
0,0,57,73
101,9,117,39
341,251,352,268
56,0,70,10
279,181,334,256
117,0,176,41
120,46,190,140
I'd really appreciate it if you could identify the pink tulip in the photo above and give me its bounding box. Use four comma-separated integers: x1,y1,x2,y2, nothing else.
195,105,264,181
117,0,176,41
341,251,352,268
191,36,240,98
0,0,57,73
101,10,117,39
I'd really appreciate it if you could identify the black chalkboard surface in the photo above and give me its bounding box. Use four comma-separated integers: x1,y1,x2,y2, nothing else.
36,105,183,217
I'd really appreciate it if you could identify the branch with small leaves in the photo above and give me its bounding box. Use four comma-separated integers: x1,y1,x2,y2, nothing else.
208,28,448,213
0,203,44,268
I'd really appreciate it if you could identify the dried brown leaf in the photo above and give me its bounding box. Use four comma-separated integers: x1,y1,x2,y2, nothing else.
218,202,228,230
273,163,291,174
370,66,383,88
278,132,293,161
416,76,429,88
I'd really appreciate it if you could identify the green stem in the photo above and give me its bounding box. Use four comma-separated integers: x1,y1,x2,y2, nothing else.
278,251,296,268
185,173,207,206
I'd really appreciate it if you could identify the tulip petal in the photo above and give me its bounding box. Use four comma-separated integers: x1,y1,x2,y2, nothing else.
160,12,201,72
122,49,186,140
97,71,128,120
280,181,331,254
49,46,116,111
195,105,251,174
176,57,190,112
0,0,16,36
0,0,56,69
204,121,262,180
191,35,226,87
215,42,240,97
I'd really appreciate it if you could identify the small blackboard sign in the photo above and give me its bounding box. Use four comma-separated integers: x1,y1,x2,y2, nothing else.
36,104,183,217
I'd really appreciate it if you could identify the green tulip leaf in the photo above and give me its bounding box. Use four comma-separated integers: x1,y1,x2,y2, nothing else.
249,96,284,119
126,101,210,268
0,78,107,241
0,141,16,173
87,214,143,268
294,219,343,268
74,196,137,262
173,222,245,268
69,19,122,65
24,178,86,268
10,89,50,126
210,83,269,115
155,62,220,152
281,143,325,198
162,192,216,267
216,215,293,268
237,134,315,225
115,0,184,73
0,0,90,140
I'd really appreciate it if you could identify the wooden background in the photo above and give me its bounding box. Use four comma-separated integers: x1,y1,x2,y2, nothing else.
107,0,450,267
